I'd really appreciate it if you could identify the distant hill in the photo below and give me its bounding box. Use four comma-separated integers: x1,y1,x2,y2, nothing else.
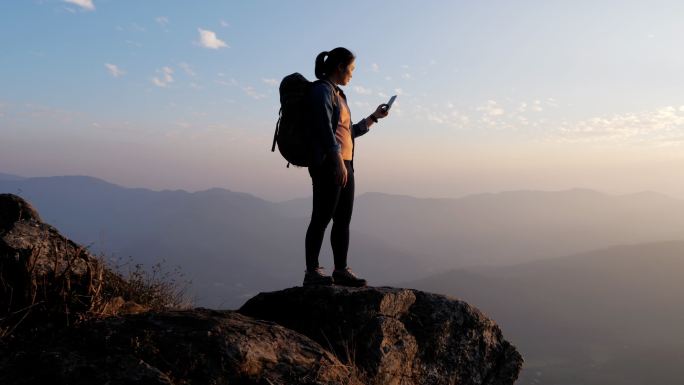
4,173,684,309
282,189,684,267
353,189,684,266
0,172,25,181
403,241,684,385
0,175,423,308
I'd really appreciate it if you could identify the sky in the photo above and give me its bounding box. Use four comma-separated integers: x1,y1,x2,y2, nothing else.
3,0,684,201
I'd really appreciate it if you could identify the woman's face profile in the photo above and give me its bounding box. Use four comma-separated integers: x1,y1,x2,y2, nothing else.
336,59,355,86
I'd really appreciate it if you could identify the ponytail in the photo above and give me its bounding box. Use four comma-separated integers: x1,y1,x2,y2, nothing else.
314,47,355,80
314,51,329,80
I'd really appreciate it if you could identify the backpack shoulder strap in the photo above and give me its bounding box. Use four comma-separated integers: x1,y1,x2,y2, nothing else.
313,79,338,108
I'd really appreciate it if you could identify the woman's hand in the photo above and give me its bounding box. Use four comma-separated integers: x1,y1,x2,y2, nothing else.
334,153,348,187
373,104,390,120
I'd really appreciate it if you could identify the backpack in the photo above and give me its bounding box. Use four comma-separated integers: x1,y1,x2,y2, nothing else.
270,73,336,168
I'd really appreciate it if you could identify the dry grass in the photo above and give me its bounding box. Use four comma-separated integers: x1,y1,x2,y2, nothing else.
1,226,193,340
101,255,194,312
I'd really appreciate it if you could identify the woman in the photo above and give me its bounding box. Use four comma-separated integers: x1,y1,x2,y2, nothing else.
304,47,390,287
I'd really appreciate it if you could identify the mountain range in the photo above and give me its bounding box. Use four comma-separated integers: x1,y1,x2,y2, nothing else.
2,173,684,309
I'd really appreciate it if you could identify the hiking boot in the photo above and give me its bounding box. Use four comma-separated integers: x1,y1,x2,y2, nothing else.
332,267,367,287
303,267,334,286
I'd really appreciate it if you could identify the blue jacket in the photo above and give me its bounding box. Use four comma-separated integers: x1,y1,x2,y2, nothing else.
309,79,370,167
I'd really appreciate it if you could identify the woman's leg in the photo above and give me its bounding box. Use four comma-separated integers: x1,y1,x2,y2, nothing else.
305,160,342,271
331,161,354,270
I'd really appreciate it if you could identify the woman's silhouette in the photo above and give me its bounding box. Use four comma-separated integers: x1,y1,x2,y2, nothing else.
304,47,390,287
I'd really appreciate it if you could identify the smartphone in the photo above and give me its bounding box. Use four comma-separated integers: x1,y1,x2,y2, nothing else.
384,95,397,111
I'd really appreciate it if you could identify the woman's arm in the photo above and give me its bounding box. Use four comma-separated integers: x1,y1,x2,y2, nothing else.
352,104,390,138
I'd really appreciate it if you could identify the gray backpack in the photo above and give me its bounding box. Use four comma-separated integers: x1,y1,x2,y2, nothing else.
271,73,336,167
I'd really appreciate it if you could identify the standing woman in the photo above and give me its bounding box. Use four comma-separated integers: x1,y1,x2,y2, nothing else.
304,47,390,287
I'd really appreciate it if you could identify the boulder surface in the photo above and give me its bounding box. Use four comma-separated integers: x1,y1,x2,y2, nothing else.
240,286,523,385
0,308,361,385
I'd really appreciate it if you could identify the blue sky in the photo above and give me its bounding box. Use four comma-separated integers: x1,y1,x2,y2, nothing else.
3,1,684,200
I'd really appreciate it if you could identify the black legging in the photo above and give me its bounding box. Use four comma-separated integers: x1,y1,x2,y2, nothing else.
305,158,354,271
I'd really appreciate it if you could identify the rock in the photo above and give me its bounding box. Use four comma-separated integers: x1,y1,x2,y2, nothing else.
239,286,523,385
0,308,362,385
0,193,41,231
0,194,123,330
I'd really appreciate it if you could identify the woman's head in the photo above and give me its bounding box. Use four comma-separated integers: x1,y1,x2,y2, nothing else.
315,47,355,86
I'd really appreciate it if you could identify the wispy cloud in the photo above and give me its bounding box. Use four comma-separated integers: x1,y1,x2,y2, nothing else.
197,28,228,49
151,66,174,87
178,62,196,77
414,104,469,128
353,86,372,95
371,63,379,72
555,105,684,145
477,100,505,117
104,63,125,77
242,86,266,100
220,20,230,28
155,16,169,27
64,0,94,11
216,77,238,87
262,78,278,86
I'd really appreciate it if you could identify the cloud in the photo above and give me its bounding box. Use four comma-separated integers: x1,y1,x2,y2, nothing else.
519,99,556,113
353,86,372,95
414,104,470,128
554,105,684,145
354,101,371,109
220,20,230,27
477,100,505,116
156,16,169,26
104,63,125,78
178,62,196,77
197,28,228,49
64,0,94,11
151,66,174,87
262,78,278,86
371,63,379,72
216,77,238,87
242,86,266,100
531,100,543,112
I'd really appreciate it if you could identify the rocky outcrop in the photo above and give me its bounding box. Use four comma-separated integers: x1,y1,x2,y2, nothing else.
0,194,523,384
0,309,361,385
0,193,111,329
240,286,522,385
